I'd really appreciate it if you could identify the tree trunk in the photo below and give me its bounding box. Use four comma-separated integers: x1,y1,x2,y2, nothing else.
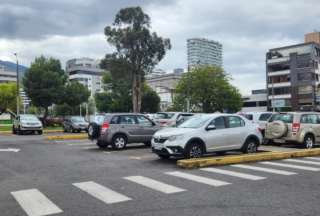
132,72,142,113
43,106,49,127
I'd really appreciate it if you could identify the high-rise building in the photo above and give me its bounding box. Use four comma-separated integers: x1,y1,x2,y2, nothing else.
187,38,223,69
266,42,320,111
0,64,16,83
66,58,105,97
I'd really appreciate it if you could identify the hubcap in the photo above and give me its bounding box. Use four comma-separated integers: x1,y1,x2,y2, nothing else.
247,142,257,153
306,137,313,149
88,126,93,136
115,137,125,149
190,145,202,158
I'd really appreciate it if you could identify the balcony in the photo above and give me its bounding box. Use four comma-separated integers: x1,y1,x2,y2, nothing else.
267,56,290,64
268,94,291,99
268,69,290,77
267,82,291,88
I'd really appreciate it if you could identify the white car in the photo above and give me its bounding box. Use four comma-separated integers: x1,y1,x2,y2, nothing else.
240,112,273,136
153,112,194,127
151,114,263,159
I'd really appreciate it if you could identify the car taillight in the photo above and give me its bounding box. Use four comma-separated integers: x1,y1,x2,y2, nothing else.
292,123,300,133
101,122,110,134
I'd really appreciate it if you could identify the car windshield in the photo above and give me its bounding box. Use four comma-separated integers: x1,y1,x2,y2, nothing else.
20,115,38,121
259,113,272,121
71,117,86,123
178,115,212,128
155,113,175,119
269,114,293,123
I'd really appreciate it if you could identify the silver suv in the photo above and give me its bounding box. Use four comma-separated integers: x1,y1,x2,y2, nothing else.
264,112,320,148
96,113,161,150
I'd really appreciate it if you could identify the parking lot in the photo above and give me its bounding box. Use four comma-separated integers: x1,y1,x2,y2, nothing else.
1,133,320,216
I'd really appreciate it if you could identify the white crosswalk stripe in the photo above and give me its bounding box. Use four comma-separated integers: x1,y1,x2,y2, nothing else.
11,189,63,216
165,171,231,187
73,181,131,204
284,158,320,166
200,167,266,180
124,176,186,194
260,161,320,171
305,157,320,161
231,164,297,175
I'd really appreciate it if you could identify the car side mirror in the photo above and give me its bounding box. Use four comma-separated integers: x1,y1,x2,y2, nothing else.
206,124,216,131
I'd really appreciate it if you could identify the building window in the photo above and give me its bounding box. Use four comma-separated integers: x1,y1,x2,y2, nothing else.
298,86,313,95
268,75,290,84
268,87,291,95
297,73,314,81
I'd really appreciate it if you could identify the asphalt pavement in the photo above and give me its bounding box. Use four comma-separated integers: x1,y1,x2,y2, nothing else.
1,133,320,216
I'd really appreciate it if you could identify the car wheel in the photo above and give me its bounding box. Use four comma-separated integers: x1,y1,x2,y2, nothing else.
96,140,108,149
71,127,75,133
38,130,43,135
304,135,314,149
144,141,151,147
184,142,204,159
12,126,16,134
17,126,23,135
242,139,258,154
63,126,67,133
112,135,127,150
158,154,170,159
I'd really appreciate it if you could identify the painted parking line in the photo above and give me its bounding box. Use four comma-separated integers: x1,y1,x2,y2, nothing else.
231,164,297,175
165,171,231,187
200,167,266,180
260,161,320,171
11,189,63,216
124,176,186,194
305,157,320,161
284,158,320,166
73,181,131,204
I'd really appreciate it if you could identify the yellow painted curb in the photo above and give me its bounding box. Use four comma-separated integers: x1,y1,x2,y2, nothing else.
46,134,88,140
0,131,12,135
177,149,320,169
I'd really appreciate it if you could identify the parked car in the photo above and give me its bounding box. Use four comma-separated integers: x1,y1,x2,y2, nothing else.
154,112,194,127
96,113,161,150
151,114,262,159
240,112,273,136
12,114,43,135
62,116,89,133
87,114,108,140
264,112,320,148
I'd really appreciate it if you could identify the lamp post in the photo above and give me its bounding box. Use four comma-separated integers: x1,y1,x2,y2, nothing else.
14,53,20,116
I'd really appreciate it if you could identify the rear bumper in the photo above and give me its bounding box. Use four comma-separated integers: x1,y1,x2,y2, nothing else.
20,127,42,131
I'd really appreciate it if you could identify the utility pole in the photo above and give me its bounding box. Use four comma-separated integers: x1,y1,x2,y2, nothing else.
14,53,20,116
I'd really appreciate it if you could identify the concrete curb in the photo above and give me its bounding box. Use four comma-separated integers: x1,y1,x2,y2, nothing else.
177,149,320,169
46,134,88,140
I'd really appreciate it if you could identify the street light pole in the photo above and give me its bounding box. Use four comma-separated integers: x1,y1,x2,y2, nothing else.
14,53,20,116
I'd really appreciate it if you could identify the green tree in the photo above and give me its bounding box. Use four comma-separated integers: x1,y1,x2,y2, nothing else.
173,66,242,113
95,92,113,113
0,82,17,114
23,56,66,121
141,84,160,113
63,81,90,111
104,6,171,112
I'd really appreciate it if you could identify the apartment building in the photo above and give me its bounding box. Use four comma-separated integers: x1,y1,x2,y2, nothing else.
266,42,320,111
187,38,223,69
66,58,105,97
242,89,267,112
0,65,16,83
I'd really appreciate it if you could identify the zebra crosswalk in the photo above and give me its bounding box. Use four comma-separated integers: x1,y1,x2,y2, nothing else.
10,156,320,216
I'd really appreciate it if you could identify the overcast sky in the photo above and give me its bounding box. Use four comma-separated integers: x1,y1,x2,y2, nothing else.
1,0,319,94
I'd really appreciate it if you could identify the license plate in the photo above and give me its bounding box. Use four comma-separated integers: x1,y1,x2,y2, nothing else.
273,139,285,143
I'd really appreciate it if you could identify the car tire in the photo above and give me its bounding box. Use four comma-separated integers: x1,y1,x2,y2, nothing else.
17,126,23,135
63,126,67,133
96,140,108,149
38,130,43,135
71,127,75,133
184,142,204,159
144,141,151,147
158,154,170,159
242,138,258,154
303,134,314,149
12,126,16,134
112,135,127,150
88,123,100,140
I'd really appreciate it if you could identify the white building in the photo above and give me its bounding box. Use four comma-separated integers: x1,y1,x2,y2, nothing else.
0,65,16,83
146,71,184,111
241,89,268,112
66,58,105,97
187,38,223,68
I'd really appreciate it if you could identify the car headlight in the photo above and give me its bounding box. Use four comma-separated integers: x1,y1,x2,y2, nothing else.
168,134,184,141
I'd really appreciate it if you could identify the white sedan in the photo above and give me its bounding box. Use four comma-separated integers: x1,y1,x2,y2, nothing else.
151,113,263,159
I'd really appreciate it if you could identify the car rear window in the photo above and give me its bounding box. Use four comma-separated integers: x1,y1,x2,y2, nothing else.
244,114,253,120
155,113,175,119
259,113,272,121
269,114,293,123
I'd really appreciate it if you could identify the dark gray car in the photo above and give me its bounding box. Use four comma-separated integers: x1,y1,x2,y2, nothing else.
63,116,89,133
96,113,161,150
